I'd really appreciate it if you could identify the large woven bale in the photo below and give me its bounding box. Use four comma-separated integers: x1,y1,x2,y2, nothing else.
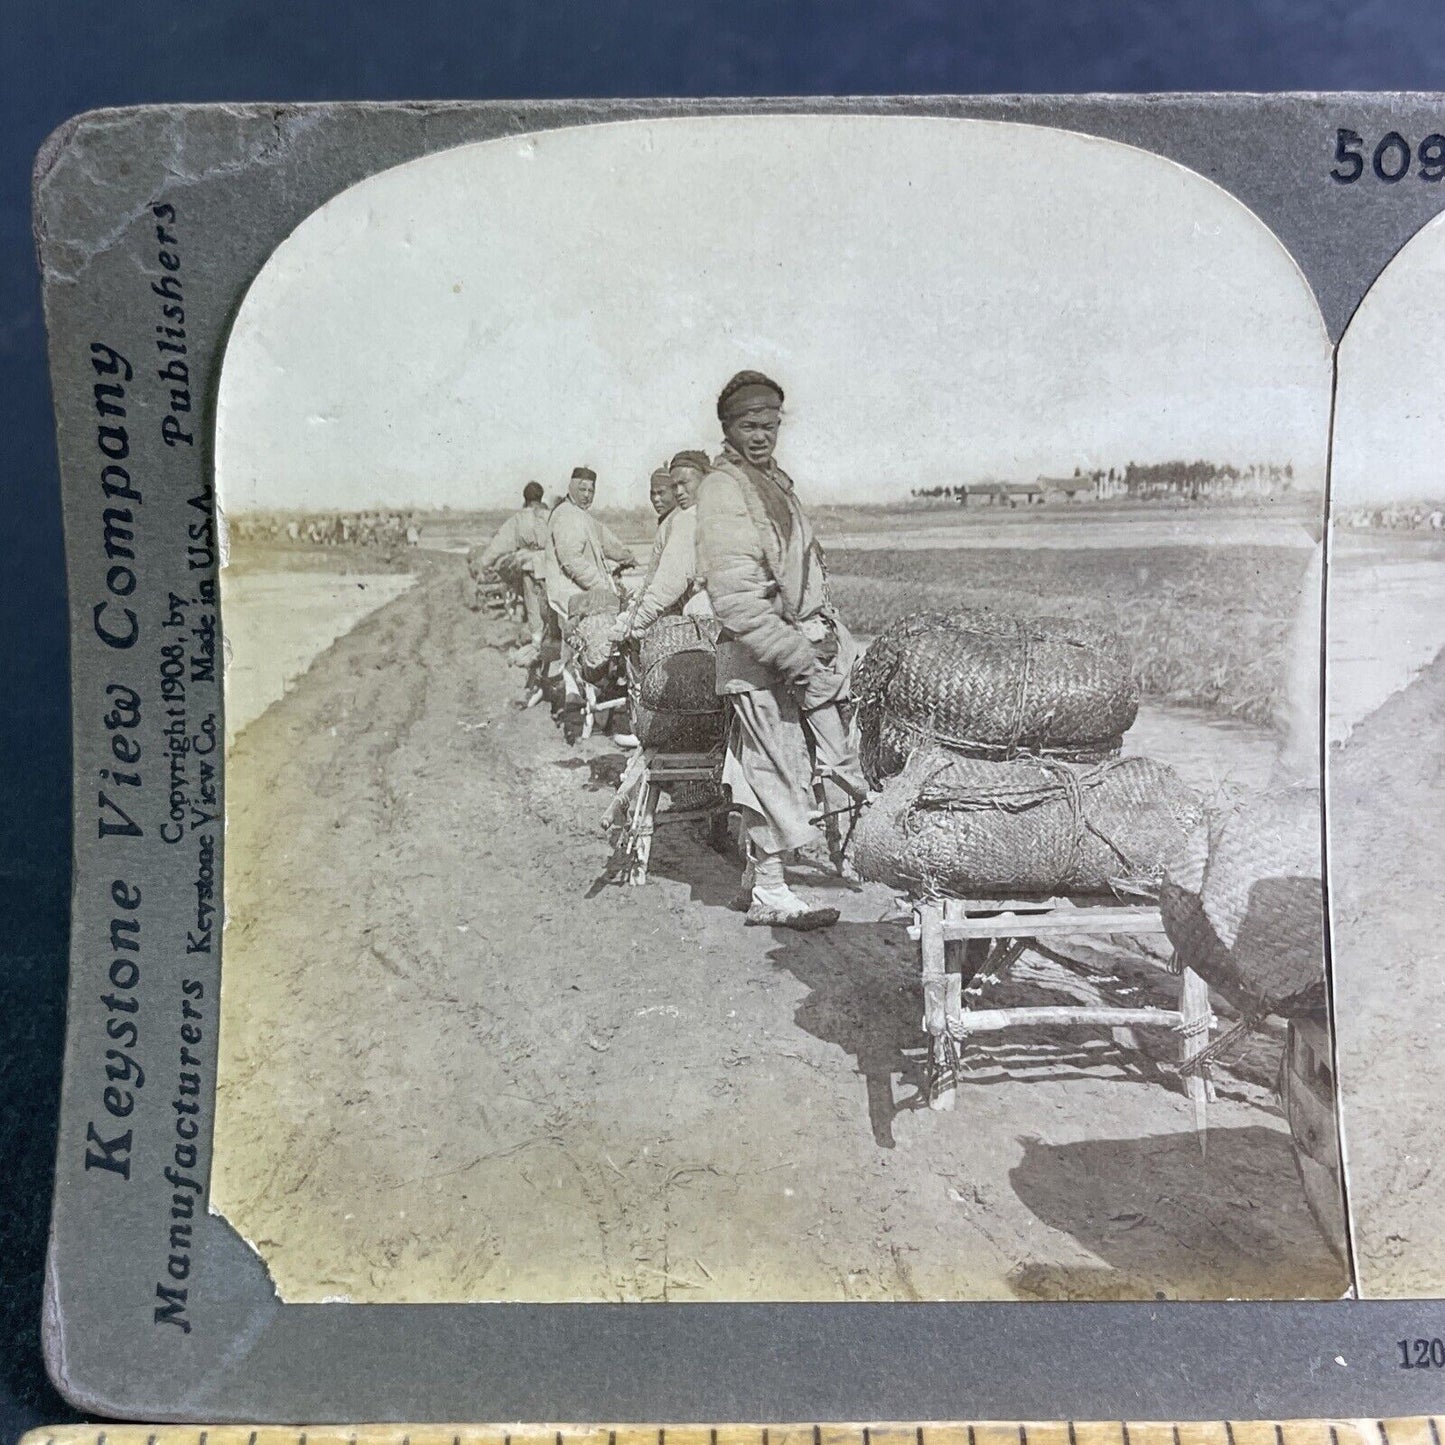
849,745,1201,897
1161,788,1324,1018
854,609,1139,784
637,615,722,713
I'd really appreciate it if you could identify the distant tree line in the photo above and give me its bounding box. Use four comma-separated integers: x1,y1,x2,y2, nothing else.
1118,459,1294,496
229,510,422,547
911,459,1302,504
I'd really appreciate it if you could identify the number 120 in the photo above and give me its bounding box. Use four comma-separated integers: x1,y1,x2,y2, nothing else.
1398,1337,1445,1368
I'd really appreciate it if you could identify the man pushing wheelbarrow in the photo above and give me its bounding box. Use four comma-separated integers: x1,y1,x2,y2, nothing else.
694,370,868,931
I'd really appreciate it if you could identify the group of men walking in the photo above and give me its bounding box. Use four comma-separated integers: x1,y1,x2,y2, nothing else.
474,370,866,930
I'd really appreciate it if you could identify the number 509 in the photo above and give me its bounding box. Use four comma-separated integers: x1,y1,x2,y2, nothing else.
1332,128,1445,183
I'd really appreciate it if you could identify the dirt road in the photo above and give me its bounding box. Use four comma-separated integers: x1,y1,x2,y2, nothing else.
212,553,1343,1304
1331,644,1445,1297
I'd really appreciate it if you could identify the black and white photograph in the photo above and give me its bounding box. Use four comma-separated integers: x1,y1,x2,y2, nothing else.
208,115,1345,1304
1328,203,1445,1300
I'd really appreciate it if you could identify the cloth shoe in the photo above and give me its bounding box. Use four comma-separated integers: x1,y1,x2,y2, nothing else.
745,883,839,931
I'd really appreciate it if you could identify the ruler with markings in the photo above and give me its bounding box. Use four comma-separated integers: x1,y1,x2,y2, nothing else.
19,1424,1445,1445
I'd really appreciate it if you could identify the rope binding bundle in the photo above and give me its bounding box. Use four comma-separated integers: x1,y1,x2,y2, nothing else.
853,608,1139,785
848,744,1202,899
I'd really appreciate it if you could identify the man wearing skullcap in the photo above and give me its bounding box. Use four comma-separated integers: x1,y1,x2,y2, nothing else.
695,372,866,930
649,466,679,522
544,467,639,717
666,449,714,609
543,467,637,620
471,480,550,644
670,449,712,496
616,451,715,640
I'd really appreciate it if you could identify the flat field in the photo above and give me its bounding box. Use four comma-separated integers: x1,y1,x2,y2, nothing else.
423,504,1312,729
830,544,1310,728
243,505,1313,731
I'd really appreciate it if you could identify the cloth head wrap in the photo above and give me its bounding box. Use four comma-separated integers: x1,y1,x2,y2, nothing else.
717,371,784,421
719,384,783,420
570,466,597,482
669,449,711,474
650,468,675,486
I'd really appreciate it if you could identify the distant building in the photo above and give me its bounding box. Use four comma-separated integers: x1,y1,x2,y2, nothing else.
960,481,1006,506
1040,476,1092,503
956,479,1046,507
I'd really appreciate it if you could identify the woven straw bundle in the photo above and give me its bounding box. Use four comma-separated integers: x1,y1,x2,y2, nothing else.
636,615,722,714
849,745,1201,897
1161,788,1324,1018
854,609,1139,784
564,587,622,676
568,614,618,677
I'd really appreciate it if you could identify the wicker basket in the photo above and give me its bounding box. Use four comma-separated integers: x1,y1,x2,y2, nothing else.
631,700,725,752
636,615,722,714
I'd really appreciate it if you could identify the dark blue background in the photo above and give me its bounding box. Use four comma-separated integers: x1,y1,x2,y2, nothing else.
3,2,1442,1437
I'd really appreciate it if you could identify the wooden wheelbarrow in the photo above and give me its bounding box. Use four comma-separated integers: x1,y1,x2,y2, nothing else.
909,894,1216,1139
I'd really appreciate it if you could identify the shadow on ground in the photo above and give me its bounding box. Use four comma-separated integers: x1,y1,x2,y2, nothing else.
764,919,927,1149
1006,1125,1348,1300
760,919,1246,1149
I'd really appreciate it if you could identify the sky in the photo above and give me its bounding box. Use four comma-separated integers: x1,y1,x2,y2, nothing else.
1334,206,1445,507
216,114,1333,512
